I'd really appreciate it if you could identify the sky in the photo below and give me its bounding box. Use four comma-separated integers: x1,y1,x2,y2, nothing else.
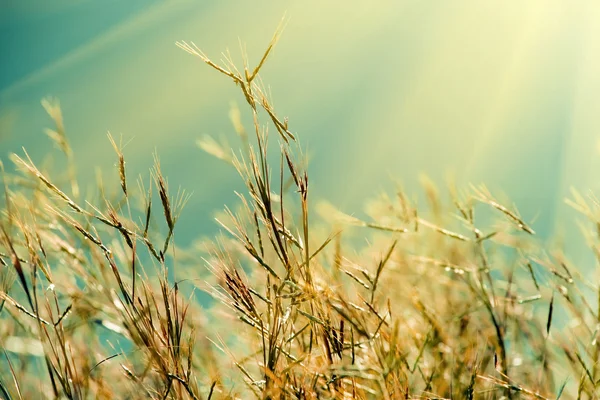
1,0,600,261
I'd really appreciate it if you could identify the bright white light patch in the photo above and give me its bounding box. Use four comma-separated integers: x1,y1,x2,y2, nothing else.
4,336,44,357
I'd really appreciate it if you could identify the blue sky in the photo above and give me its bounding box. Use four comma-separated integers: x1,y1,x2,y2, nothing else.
0,0,163,90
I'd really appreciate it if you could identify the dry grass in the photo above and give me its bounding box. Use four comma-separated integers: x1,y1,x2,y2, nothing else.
1,26,600,399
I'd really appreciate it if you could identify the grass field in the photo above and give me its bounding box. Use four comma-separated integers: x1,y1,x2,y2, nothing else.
1,27,600,399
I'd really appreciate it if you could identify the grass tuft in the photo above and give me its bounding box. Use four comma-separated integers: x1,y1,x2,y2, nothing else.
1,25,600,399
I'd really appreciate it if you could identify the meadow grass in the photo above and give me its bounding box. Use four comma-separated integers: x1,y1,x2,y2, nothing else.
1,27,600,399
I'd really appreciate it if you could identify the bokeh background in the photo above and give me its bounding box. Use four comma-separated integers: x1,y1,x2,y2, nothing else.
2,0,600,264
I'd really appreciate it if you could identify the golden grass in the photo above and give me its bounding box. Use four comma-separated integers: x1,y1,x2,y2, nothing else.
1,26,599,399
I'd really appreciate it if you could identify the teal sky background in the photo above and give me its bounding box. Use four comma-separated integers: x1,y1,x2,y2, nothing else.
1,1,600,265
